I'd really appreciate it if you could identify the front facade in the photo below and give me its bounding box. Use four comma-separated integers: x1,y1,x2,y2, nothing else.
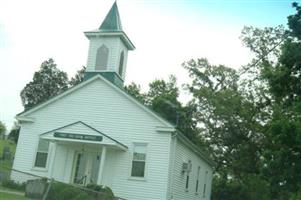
12,3,213,200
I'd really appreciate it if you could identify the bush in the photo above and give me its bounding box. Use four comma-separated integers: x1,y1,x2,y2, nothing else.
2,179,26,191
212,175,271,200
86,184,114,200
46,182,114,200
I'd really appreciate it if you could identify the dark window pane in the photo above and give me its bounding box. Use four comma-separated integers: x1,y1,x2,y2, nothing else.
133,152,146,161
131,161,145,177
186,175,189,189
118,51,124,76
34,152,48,168
96,45,109,70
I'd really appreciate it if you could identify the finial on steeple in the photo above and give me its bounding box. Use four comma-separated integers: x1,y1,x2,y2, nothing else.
99,1,123,31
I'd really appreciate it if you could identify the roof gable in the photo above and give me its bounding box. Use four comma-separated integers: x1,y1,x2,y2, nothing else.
17,75,174,128
40,121,127,149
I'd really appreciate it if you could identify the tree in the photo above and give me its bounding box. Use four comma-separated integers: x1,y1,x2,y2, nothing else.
8,121,20,143
240,3,301,199
20,58,69,109
183,58,269,199
69,66,86,87
124,82,147,104
125,76,203,146
0,121,6,139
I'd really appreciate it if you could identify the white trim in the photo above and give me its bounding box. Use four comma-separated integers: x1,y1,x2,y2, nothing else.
156,126,175,132
48,142,57,179
15,116,35,123
168,134,177,199
18,75,174,128
84,31,135,50
32,138,50,171
41,136,127,151
129,142,148,180
97,146,107,185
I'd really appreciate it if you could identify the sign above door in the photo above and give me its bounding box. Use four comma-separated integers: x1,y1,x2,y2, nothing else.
54,132,103,142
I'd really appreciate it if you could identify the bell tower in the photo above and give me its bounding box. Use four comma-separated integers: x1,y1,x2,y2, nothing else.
84,2,135,87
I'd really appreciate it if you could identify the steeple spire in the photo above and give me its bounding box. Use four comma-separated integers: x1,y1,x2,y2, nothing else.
99,2,123,31
84,1,135,87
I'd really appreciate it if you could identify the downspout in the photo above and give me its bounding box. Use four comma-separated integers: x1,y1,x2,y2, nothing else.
169,131,178,200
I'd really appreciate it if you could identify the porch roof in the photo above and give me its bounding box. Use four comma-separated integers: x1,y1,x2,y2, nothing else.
40,121,128,150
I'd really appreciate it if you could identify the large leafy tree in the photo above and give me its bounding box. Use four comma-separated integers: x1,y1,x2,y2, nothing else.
183,58,264,180
20,58,69,109
240,3,301,199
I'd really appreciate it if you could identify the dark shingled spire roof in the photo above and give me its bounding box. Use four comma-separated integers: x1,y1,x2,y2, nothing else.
99,2,123,31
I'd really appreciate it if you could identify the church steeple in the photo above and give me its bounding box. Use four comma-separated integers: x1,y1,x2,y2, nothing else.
99,2,123,31
84,2,135,87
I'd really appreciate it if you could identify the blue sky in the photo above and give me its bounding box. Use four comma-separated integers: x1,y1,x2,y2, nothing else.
0,0,298,130
149,0,295,26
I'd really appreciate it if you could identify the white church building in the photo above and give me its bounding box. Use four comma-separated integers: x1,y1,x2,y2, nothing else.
12,2,214,200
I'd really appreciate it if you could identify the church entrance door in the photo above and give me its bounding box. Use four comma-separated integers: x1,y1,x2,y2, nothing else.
72,151,101,185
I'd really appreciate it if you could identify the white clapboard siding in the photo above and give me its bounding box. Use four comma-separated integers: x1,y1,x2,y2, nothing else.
12,77,172,200
170,139,213,200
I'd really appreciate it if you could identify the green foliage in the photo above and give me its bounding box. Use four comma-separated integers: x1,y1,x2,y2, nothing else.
2,180,26,191
20,58,69,109
124,82,147,104
86,184,114,200
69,66,86,87
183,58,263,178
288,2,301,39
0,121,6,136
125,76,204,146
239,3,301,199
212,175,270,200
8,122,20,144
46,182,114,200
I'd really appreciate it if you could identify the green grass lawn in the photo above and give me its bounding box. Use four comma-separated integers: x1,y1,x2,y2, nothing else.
0,192,30,200
0,139,16,172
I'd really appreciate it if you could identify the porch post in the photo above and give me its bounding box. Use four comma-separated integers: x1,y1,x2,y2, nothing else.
97,145,107,185
48,141,57,179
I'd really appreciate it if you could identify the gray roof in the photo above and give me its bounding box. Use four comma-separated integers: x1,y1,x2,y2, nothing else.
99,2,123,31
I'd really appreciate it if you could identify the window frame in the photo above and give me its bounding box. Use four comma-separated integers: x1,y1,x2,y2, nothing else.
118,51,125,76
185,160,192,192
95,44,109,70
33,139,50,170
195,166,201,194
129,142,148,180
203,171,208,197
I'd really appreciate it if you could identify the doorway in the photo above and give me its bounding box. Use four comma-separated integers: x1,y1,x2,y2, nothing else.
72,151,101,185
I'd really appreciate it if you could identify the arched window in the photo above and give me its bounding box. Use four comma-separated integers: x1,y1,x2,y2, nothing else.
118,51,124,76
95,45,109,70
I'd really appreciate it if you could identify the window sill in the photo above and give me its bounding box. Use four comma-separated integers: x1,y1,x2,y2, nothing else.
31,167,48,172
128,177,147,182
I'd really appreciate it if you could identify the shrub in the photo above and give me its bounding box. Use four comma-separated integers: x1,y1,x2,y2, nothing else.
1,179,26,191
46,182,88,200
45,181,115,200
86,184,114,200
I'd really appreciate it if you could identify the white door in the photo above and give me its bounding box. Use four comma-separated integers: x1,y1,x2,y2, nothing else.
72,151,101,185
